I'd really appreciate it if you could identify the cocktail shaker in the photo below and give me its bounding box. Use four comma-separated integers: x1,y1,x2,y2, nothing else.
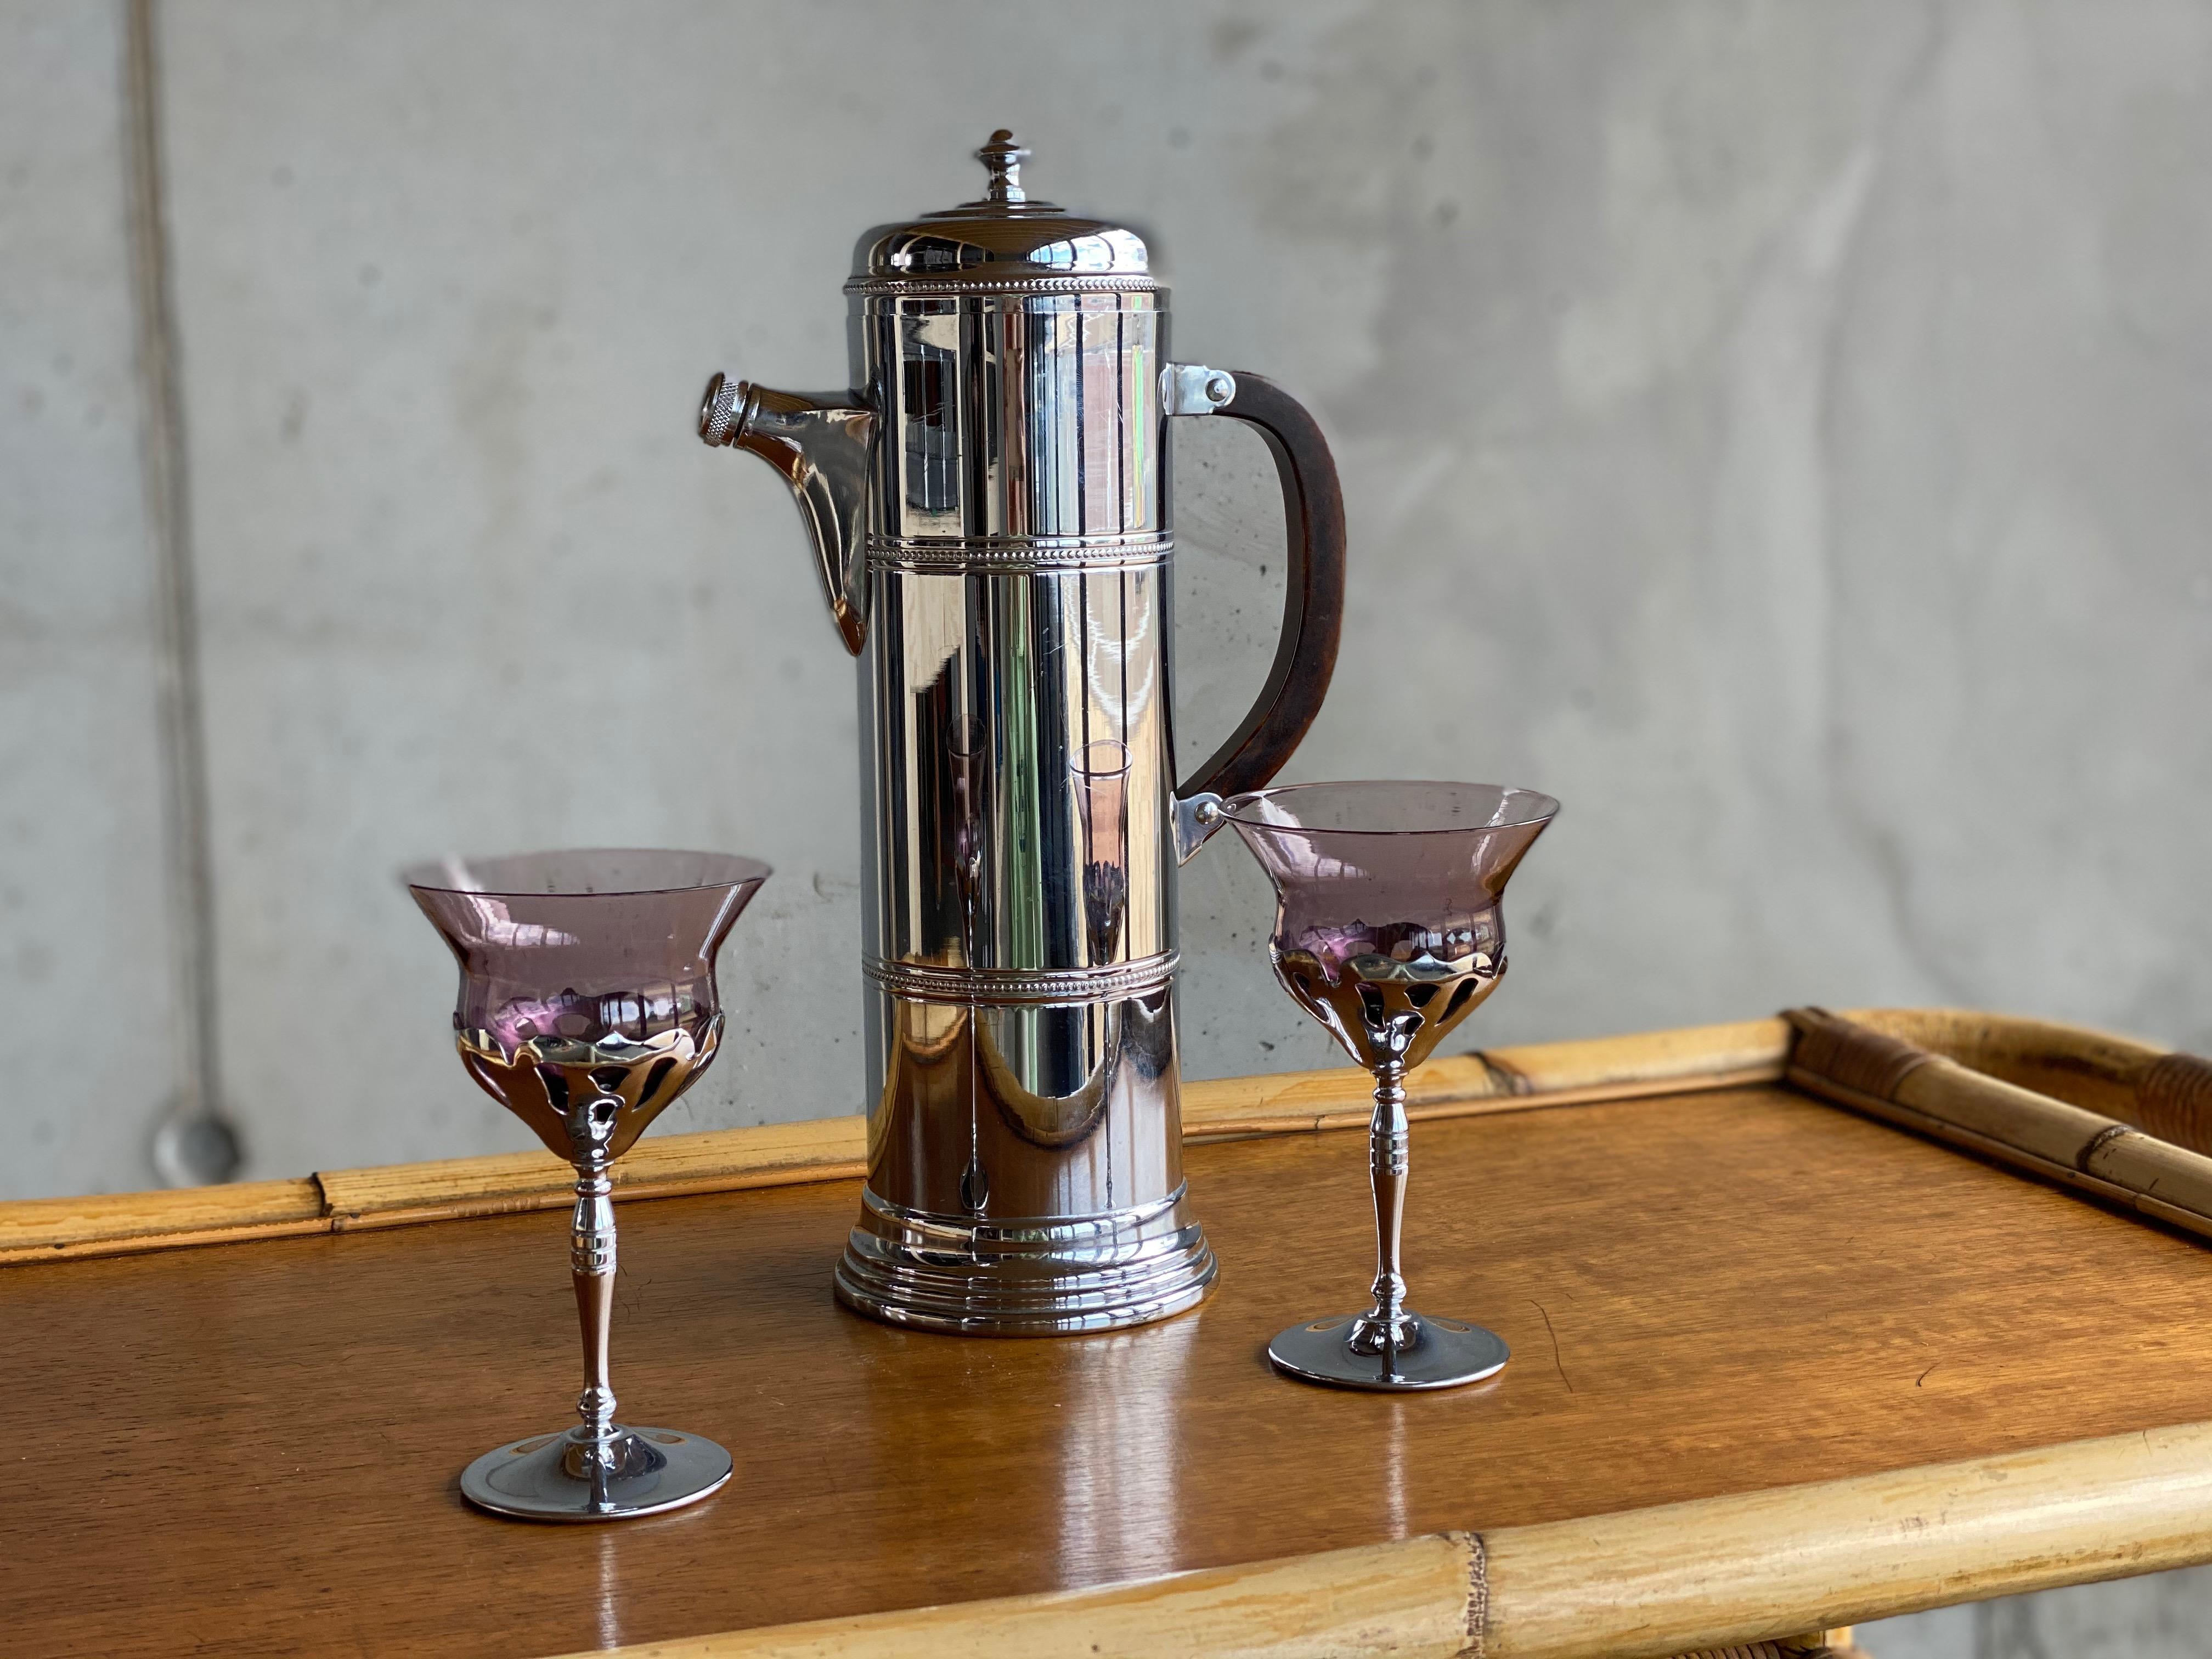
701,131,1345,1332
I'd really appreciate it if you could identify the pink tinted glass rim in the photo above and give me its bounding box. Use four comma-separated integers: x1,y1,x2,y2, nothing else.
401,847,772,899
1217,780,1560,838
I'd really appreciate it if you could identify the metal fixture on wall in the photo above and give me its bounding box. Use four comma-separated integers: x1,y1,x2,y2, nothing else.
123,0,240,1187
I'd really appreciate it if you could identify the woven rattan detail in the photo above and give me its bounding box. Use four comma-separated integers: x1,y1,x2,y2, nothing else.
1461,1530,1487,1655
1784,1006,1934,1101
2134,1051,2212,1157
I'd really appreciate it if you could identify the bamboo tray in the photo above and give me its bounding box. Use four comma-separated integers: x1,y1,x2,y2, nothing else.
10,1008,2212,1659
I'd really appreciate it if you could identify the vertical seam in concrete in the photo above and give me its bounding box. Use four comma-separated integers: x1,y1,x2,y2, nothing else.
121,0,225,1160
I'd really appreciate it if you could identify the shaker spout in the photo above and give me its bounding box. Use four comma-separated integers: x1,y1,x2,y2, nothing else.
699,373,873,656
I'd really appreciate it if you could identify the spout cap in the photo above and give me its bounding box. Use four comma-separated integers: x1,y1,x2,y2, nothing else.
850,129,1155,294
698,372,747,447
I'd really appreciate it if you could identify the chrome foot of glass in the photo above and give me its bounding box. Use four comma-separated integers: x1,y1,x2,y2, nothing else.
1267,1312,1509,1392
459,1425,732,1521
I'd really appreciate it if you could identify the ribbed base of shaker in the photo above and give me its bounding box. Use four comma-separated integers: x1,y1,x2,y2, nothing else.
833,1184,1217,1335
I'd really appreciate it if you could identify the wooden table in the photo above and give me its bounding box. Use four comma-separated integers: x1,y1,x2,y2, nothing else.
10,1008,2212,1659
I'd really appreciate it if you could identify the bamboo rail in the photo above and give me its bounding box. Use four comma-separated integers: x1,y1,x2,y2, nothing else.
0,1018,1787,1265
1844,1007,2185,1125
540,1420,2212,1659
1479,1419,2212,1657
558,1534,1479,1659
6,1007,2204,1266
1785,1007,2212,1239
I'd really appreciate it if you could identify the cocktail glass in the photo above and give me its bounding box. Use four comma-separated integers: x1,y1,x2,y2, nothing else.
1220,782,1558,1391
406,848,770,1519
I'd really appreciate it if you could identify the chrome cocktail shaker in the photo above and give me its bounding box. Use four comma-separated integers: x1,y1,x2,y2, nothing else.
701,132,1344,1332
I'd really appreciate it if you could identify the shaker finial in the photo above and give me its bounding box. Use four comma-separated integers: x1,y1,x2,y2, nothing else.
978,128,1028,205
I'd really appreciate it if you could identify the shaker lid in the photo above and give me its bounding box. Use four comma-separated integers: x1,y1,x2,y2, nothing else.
848,131,1157,295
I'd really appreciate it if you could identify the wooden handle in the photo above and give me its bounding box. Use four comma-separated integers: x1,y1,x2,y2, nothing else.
1176,370,1346,804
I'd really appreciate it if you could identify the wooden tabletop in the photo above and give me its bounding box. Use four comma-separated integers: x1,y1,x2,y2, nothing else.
14,1039,2212,1658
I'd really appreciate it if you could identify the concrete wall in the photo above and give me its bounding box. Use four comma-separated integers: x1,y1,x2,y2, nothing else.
1,2,180,1195
8,3,2212,1650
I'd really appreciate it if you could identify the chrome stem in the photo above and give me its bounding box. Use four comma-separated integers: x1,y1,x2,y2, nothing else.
1351,1060,1417,1355
566,1092,623,1462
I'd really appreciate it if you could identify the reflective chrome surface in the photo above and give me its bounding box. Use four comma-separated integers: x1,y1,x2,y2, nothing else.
865,566,1176,973
862,295,1164,543
1163,362,1236,417
1266,1314,1510,1393
842,537,1214,1330
701,132,1296,1332
698,375,872,656
459,1082,735,1519
849,128,1156,295
837,1186,1213,1335
859,983,1178,1213
1262,1053,1511,1391
460,1426,733,1522
1221,781,1557,1389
